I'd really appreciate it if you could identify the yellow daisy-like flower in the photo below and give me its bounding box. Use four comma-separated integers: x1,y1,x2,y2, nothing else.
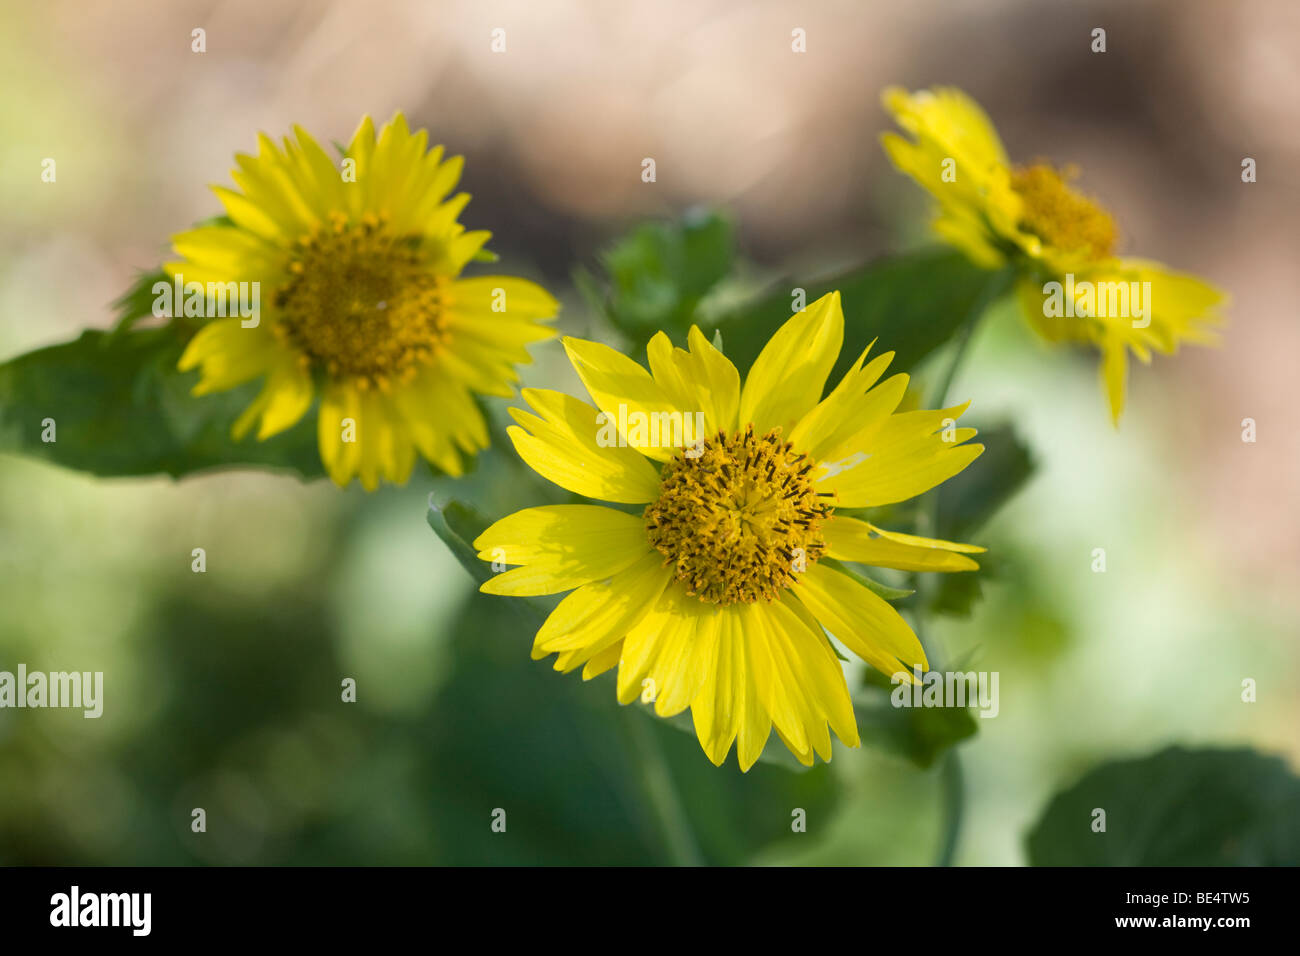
881,86,1225,423
172,113,558,489
474,292,986,770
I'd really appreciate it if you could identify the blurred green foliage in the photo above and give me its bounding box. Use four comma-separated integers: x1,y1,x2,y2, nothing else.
1027,746,1300,865
855,667,979,769
713,248,998,382
575,209,735,348
578,210,1001,386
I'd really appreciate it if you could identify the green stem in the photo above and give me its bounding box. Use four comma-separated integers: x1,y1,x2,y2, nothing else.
918,266,1012,866
624,708,704,866
928,266,1016,410
935,749,965,866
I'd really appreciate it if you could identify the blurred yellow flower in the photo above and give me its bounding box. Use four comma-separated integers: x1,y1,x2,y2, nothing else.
475,292,985,770
172,113,558,489
881,86,1224,423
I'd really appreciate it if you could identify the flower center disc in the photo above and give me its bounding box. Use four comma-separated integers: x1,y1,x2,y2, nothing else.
645,425,833,606
1010,163,1118,261
274,212,446,387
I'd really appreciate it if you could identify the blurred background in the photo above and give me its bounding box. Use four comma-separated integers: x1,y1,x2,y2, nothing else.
1,0,1297,864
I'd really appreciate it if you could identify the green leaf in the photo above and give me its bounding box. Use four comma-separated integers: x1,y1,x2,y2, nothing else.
579,209,734,346
854,666,979,768
928,554,996,618
425,496,554,623
1027,746,1300,866
712,247,997,379
936,422,1035,542
109,220,233,336
109,269,171,338
0,329,322,479
426,497,494,585
926,422,1035,616
648,705,841,861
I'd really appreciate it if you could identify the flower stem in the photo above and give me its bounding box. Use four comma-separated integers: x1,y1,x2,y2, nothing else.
920,266,1012,866
928,266,1016,409
624,708,704,866
935,749,965,866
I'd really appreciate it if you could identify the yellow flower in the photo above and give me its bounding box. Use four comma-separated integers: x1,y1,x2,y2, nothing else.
881,86,1225,423
474,292,985,770
172,113,558,489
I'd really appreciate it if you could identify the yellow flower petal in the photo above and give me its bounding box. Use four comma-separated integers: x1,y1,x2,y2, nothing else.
317,382,361,487
615,598,679,705
739,600,819,757
532,550,672,660
562,336,689,462
651,602,718,718
738,290,843,435
314,384,418,489
882,85,1010,184
231,353,315,442
824,515,983,572
581,642,623,681
646,326,740,437
1101,334,1127,426
355,389,396,491
791,561,927,679
386,370,481,477
880,86,1022,267
448,276,560,323
507,389,664,504
735,647,772,773
691,607,742,765
178,317,283,396
475,505,652,596
788,345,898,459
821,403,983,507
768,594,859,752
167,224,283,283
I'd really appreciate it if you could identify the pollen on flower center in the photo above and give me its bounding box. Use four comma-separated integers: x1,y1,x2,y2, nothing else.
644,425,834,606
1010,163,1118,261
274,211,447,388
